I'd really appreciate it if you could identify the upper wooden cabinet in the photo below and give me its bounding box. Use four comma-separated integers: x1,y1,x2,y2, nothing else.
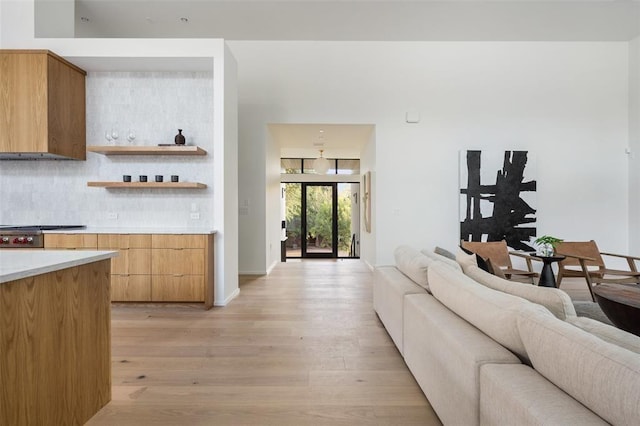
0,50,86,160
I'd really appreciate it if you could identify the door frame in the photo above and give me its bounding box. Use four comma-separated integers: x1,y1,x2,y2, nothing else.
301,182,338,258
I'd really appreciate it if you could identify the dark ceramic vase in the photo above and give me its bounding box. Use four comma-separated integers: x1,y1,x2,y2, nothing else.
174,129,186,145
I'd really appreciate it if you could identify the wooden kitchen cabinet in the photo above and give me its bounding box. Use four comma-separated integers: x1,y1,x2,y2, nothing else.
110,275,152,302
152,275,205,302
0,50,86,160
44,233,97,249
44,232,215,308
98,234,151,302
151,234,209,303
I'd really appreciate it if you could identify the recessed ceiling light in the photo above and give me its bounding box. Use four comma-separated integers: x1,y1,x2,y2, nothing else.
80,16,90,22
180,17,189,23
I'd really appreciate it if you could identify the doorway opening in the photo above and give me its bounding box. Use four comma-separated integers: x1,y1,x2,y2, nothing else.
284,182,360,259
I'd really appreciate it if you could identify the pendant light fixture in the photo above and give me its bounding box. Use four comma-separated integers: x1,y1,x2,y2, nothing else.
314,149,330,174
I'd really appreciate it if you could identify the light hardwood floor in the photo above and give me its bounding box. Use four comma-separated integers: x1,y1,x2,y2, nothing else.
88,260,441,425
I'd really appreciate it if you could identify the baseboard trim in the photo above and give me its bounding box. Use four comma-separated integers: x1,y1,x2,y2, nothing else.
239,270,267,276
363,260,375,271
266,260,279,275
214,288,240,306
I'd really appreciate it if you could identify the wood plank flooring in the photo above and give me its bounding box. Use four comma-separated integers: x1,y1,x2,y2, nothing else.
87,260,441,425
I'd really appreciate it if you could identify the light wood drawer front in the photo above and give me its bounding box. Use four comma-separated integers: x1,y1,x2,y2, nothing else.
44,234,97,249
152,249,204,275
111,275,152,302
152,275,204,302
152,234,206,249
110,249,151,275
98,234,151,249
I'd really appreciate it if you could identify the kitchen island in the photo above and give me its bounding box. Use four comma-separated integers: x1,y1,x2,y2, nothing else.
0,250,116,425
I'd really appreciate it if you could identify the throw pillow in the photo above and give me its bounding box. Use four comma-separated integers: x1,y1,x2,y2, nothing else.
394,245,432,291
434,246,456,260
421,248,462,272
459,244,490,273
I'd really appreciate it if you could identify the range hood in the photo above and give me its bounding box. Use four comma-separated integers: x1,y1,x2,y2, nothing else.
0,152,80,160
0,50,87,160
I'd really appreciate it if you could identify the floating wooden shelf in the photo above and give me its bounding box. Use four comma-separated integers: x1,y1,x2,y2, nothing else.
87,182,207,189
87,146,207,156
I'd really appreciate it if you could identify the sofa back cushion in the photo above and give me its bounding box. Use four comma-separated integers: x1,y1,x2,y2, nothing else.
465,265,576,320
518,308,640,425
421,248,462,272
394,246,433,291
428,262,551,363
566,316,640,354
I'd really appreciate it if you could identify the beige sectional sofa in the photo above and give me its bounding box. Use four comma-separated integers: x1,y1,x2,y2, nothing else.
373,246,640,425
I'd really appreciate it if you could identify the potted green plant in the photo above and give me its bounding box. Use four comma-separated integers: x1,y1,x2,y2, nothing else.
534,235,563,256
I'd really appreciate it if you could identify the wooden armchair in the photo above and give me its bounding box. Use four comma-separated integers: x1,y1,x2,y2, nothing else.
555,240,640,302
460,240,538,283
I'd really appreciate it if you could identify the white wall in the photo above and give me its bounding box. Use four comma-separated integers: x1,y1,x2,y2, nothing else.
360,129,376,268
218,45,240,304
34,0,74,38
630,36,640,254
228,41,630,268
265,127,282,273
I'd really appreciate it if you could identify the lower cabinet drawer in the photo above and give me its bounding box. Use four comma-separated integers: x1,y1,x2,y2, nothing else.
111,275,152,302
152,249,204,275
151,275,204,302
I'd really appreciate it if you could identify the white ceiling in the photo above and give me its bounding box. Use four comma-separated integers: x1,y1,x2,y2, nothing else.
269,124,374,158
72,1,640,42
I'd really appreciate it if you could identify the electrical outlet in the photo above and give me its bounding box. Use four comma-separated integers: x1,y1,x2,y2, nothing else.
107,212,118,220
190,212,200,220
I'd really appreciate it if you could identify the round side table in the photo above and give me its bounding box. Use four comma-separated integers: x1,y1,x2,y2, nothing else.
536,255,566,288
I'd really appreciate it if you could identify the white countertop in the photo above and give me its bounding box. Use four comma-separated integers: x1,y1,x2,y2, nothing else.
0,250,118,284
43,227,217,235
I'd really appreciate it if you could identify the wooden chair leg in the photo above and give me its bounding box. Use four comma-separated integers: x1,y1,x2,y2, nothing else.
556,269,564,288
577,259,596,302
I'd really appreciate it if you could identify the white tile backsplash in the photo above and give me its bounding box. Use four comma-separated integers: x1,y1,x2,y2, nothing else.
0,71,215,228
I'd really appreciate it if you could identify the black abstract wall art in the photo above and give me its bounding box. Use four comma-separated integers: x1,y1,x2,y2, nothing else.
459,150,537,251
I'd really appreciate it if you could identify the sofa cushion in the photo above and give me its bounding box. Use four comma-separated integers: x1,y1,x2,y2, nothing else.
480,364,607,425
394,246,432,291
373,266,426,355
428,262,552,363
404,293,520,426
421,248,462,272
465,265,576,320
566,316,640,354
518,308,640,426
